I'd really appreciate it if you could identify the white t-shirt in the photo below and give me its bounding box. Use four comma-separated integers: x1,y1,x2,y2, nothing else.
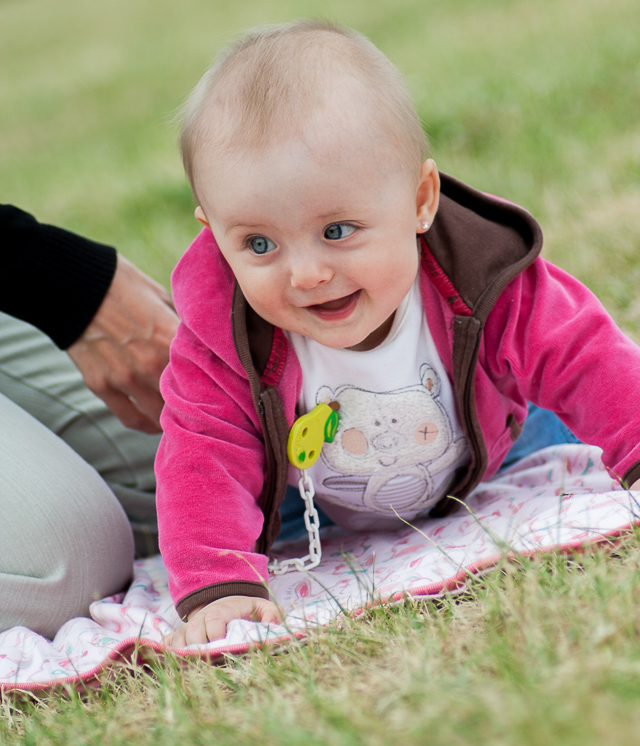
285,278,470,531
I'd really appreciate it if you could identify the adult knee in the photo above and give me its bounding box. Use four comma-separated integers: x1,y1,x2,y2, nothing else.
0,394,134,638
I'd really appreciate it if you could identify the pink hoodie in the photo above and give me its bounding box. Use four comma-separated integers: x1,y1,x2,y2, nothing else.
157,174,640,618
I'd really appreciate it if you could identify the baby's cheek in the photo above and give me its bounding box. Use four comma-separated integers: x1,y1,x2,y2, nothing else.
415,422,439,445
342,428,368,455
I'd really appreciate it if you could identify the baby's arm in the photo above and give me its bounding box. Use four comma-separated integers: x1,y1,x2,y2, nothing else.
163,596,283,648
486,256,640,485
157,321,273,619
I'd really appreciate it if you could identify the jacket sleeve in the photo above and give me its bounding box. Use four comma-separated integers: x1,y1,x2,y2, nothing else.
0,204,117,349
486,256,640,487
156,321,271,621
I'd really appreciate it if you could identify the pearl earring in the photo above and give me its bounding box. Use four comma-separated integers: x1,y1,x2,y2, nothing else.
421,221,430,231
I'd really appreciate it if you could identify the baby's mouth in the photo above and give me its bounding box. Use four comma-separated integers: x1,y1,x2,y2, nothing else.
306,291,360,318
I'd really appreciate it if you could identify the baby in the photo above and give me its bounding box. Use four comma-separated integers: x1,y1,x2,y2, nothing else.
158,20,640,647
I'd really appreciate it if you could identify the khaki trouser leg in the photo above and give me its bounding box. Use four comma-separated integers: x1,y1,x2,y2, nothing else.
0,312,160,636
0,312,159,555
0,392,134,638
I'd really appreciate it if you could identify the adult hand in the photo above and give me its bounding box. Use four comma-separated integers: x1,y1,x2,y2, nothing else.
67,255,179,433
163,596,283,648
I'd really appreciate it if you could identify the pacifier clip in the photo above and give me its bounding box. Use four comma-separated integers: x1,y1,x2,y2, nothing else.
267,402,339,575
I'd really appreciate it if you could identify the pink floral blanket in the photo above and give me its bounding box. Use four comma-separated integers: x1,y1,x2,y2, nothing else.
1,444,638,691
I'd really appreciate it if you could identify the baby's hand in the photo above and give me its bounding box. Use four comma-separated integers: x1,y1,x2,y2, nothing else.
162,596,283,648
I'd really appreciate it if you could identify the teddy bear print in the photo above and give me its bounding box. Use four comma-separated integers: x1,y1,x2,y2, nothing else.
316,365,467,515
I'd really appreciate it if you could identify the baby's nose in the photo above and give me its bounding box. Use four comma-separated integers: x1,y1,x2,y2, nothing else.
289,251,333,289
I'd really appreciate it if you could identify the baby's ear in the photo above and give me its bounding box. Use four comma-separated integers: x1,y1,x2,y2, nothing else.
415,159,440,231
195,206,210,228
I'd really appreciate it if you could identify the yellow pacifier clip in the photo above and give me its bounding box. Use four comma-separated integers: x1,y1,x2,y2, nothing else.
286,402,340,469
268,402,339,576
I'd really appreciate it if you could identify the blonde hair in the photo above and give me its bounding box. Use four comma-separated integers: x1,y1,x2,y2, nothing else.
179,20,428,194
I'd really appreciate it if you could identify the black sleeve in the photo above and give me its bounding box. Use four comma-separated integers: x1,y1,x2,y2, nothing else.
0,204,117,349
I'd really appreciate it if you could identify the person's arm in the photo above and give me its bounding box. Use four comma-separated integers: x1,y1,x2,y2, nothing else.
485,256,640,487
66,254,178,432
0,204,116,347
0,205,179,432
156,321,274,624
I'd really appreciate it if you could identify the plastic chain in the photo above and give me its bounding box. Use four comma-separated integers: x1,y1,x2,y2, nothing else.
268,470,322,575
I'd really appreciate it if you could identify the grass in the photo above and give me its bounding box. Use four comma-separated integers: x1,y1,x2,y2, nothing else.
5,540,640,745
2,0,640,742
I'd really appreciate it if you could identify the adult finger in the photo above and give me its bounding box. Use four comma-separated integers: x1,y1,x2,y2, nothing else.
105,372,165,427
97,386,161,433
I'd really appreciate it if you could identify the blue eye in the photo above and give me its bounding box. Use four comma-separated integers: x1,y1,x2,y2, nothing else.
324,224,356,241
248,236,277,255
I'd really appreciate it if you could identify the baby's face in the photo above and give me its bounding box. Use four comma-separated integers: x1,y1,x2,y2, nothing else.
194,118,438,351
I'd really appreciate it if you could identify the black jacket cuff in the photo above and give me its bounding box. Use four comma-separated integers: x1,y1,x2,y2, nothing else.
0,205,117,348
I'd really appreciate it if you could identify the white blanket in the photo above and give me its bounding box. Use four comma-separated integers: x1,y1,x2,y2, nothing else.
1,444,637,691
